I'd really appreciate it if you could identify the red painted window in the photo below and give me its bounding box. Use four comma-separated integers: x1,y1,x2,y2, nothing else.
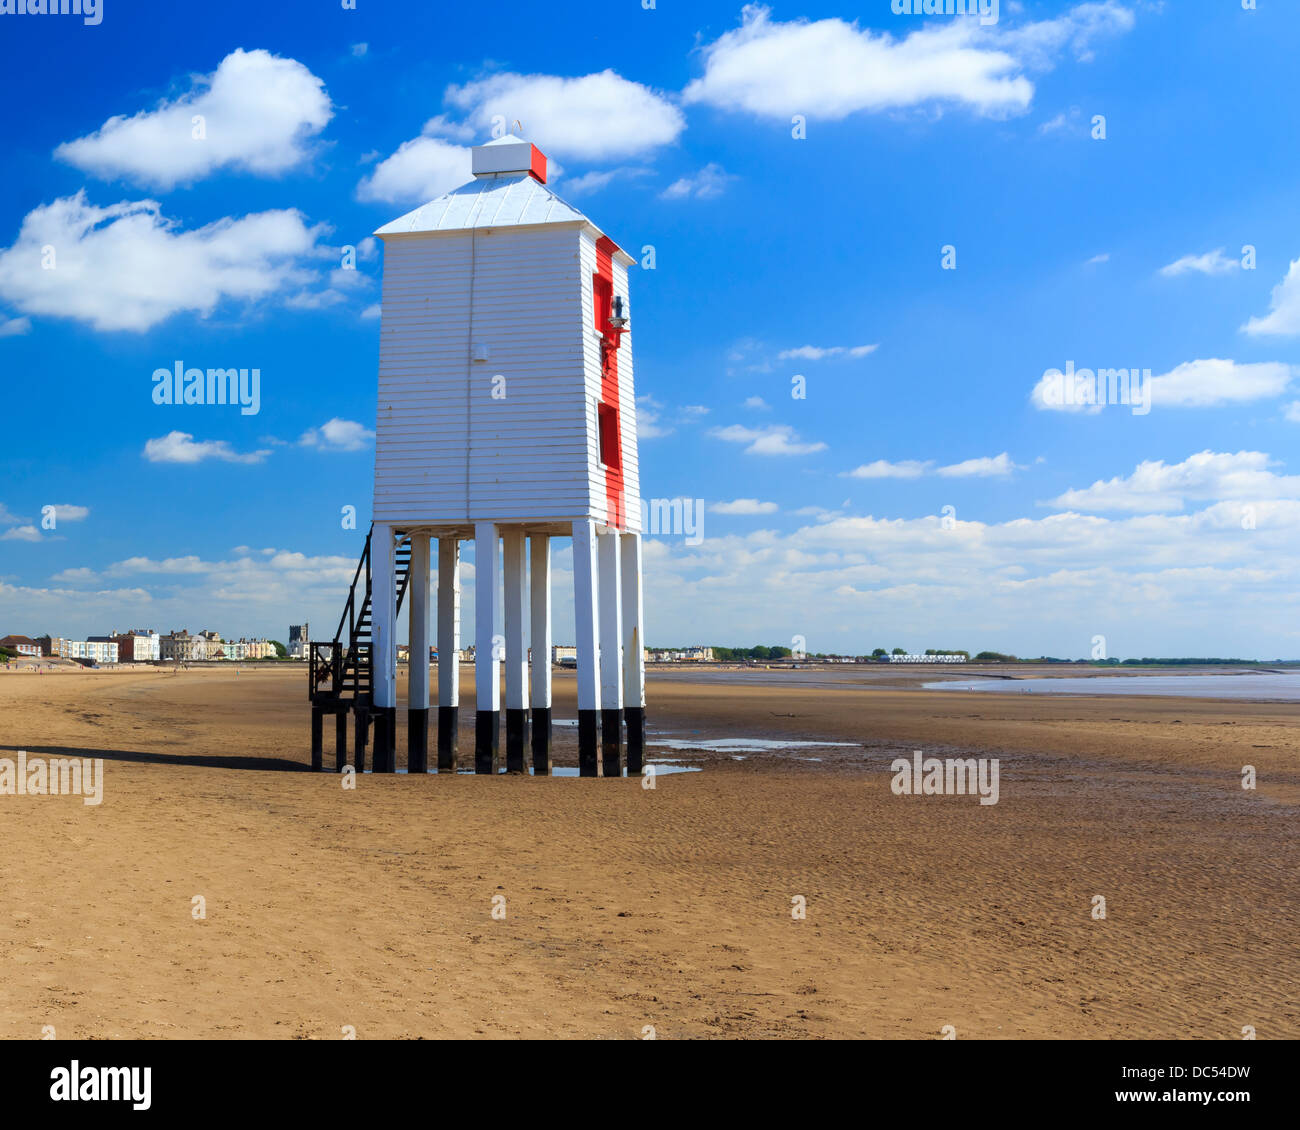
592,273,612,335
598,402,621,469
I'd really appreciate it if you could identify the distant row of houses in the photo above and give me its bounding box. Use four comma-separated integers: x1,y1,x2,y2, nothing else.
0,629,278,665
647,647,716,663
4,628,728,667
383,644,713,666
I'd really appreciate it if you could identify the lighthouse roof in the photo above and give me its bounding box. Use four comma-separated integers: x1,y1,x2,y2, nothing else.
374,137,633,263
374,172,590,236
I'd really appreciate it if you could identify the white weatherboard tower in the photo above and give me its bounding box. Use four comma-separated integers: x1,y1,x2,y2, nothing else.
366,135,646,777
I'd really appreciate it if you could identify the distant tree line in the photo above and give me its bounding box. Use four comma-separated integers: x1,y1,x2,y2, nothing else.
1092,656,1277,666
708,645,794,661
678,646,1295,666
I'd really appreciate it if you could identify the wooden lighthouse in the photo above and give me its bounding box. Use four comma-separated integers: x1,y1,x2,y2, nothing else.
309,135,646,778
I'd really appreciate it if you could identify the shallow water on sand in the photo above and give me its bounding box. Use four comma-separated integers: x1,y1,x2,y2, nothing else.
649,737,857,753
925,671,1300,701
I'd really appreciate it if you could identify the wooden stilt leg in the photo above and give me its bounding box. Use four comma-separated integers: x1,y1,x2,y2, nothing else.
311,707,324,771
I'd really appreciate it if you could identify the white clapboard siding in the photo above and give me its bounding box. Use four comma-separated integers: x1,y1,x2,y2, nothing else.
373,170,640,529
612,255,642,533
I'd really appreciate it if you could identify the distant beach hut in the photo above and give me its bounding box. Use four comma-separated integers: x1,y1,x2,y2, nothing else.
310,136,646,780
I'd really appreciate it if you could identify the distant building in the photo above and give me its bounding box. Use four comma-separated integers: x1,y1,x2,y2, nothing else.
197,630,225,659
229,637,275,660
61,638,119,664
160,630,206,662
0,634,42,657
551,644,578,665
288,623,310,659
112,629,161,663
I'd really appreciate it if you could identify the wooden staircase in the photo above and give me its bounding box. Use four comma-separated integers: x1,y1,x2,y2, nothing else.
309,524,412,769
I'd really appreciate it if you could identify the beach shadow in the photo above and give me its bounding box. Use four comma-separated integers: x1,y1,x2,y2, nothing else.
0,744,309,773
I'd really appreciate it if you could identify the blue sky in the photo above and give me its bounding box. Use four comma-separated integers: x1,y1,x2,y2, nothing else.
1,0,1298,659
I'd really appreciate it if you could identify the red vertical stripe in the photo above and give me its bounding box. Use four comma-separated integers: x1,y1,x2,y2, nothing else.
594,236,625,529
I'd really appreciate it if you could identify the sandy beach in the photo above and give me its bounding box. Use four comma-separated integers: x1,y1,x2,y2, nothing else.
0,663,1295,1040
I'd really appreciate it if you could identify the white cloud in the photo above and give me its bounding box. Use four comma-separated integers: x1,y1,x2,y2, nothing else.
660,163,733,200
561,166,649,196
637,395,672,439
842,459,931,479
0,191,331,332
743,396,770,410
143,431,271,465
682,4,1134,121
1242,257,1300,337
352,43,369,58
637,396,711,439
0,525,42,542
50,567,99,584
1045,451,1300,514
0,503,26,525
1085,253,1109,265
56,49,332,189
777,344,877,361
1030,358,1294,411
356,129,471,205
47,504,90,522
1150,359,1293,406
843,454,1017,479
361,303,381,320
0,316,31,337
1039,111,1077,134
630,485,1300,658
1159,248,1239,277
0,547,361,640
936,452,1019,478
995,1,1136,68
1285,402,1300,423
709,499,779,515
710,423,827,456
444,70,684,162
299,418,374,452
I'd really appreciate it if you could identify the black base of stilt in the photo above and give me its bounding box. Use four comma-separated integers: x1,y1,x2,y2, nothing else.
408,708,429,773
311,708,324,771
373,706,398,773
531,707,552,775
505,708,529,773
625,705,645,776
335,711,348,772
475,710,500,774
437,705,458,772
578,709,600,777
601,708,623,778
354,709,368,773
